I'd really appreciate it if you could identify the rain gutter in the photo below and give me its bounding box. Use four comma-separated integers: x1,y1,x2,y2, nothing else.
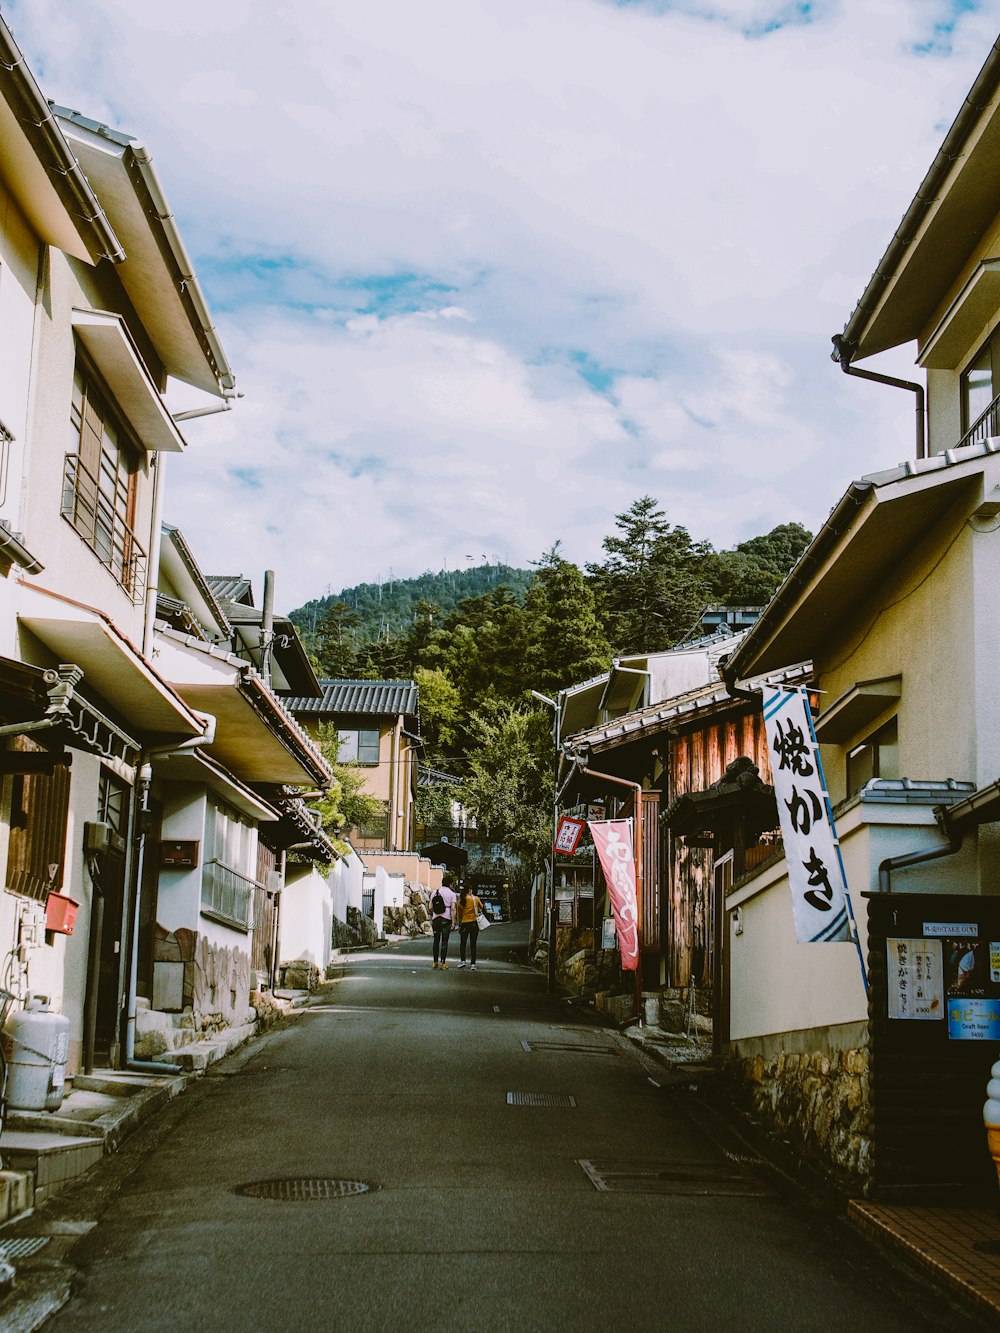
835,35,1000,366
0,18,124,264
877,807,963,894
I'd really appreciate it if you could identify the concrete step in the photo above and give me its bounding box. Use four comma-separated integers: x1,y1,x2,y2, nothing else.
0,1132,103,1205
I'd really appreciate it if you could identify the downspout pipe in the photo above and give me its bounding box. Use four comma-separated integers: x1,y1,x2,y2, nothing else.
878,809,964,893
142,452,168,657
575,763,644,1026
831,335,926,460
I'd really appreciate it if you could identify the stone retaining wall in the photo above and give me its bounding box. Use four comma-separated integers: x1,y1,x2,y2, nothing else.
725,1021,871,1187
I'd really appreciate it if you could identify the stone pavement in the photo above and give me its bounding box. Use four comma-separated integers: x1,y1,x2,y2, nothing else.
623,1016,1000,1327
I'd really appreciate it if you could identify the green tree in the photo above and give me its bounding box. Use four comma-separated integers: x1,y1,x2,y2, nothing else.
414,665,462,757
587,496,713,653
708,523,812,605
461,701,552,873
314,601,361,677
523,545,610,695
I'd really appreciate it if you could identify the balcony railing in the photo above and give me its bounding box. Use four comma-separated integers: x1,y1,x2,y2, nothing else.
201,859,262,932
61,453,147,602
959,391,1000,451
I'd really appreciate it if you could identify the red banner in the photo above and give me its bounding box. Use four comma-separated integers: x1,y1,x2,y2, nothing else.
554,816,586,856
589,820,639,971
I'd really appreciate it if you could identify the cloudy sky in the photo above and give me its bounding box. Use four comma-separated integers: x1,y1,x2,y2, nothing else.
6,0,1000,609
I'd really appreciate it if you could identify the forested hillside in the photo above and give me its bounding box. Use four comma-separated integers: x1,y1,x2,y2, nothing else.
289,498,812,876
291,563,533,643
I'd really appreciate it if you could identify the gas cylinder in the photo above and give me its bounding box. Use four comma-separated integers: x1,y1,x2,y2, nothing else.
2,997,71,1111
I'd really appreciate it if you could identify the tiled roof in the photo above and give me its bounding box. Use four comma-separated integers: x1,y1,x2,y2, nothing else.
564,661,812,752
206,575,253,605
287,678,418,718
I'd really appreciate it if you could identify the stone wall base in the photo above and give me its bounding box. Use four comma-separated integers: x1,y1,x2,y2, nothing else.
725,1021,872,1190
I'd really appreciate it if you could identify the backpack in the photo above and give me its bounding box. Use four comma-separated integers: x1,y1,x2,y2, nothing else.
431,890,446,915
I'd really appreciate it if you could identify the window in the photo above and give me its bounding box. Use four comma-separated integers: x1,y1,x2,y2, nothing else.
847,717,899,797
62,359,147,600
207,798,254,877
338,728,380,765
961,327,1000,443
202,798,257,931
6,736,71,903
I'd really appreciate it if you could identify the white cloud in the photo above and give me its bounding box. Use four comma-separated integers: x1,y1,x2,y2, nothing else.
5,0,998,605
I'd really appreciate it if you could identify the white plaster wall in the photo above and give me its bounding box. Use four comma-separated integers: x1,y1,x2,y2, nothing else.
278,863,332,969
155,785,207,935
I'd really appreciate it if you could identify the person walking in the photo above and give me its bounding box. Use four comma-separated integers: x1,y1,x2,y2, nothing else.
430,879,457,969
455,885,486,971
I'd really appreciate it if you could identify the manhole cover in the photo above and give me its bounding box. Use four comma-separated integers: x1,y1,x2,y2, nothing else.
578,1159,771,1196
234,1178,374,1200
0,1237,49,1258
520,1040,618,1056
506,1092,577,1107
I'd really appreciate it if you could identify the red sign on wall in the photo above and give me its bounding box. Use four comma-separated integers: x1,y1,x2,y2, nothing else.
554,816,586,856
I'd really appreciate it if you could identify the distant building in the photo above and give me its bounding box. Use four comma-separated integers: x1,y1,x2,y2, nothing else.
288,679,420,852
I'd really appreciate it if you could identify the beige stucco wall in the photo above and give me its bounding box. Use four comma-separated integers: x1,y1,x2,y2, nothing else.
816,494,978,807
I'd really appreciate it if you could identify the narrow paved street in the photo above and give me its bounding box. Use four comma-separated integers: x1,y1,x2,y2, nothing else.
31,925,981,1331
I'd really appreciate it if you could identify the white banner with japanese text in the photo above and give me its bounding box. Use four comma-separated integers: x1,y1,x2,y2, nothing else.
589,820,639,971
762,687,850,944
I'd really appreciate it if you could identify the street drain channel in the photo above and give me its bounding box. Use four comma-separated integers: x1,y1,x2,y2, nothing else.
506,1092,577,1107
520,1040,618,1056
0,1238,49,1259
577,1159,771,1197
234,1178,376,1201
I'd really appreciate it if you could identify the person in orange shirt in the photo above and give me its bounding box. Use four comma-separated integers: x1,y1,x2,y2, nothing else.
455,885,486,971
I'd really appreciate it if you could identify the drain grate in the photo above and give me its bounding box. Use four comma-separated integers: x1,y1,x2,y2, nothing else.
234,1177,375,1200
578,1159,770,1197
520,1040,618,1056
507,1092,577,1107
0,1237,49,1259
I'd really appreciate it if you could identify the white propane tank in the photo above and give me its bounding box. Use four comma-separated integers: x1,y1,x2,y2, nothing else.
2,997,71,1111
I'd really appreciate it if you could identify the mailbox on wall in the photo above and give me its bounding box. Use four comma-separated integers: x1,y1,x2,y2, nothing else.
160,840,199,868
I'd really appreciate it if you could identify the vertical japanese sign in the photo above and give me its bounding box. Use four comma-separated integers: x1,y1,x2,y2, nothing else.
589,820,639,971
887,938,943,1019
762,687,850,945
554,816,586,856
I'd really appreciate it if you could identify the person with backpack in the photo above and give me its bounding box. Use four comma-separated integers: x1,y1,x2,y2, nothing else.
430,878,457,969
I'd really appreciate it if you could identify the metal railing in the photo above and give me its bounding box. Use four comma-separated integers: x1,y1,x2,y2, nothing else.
959,391,1000,451
201,859,262,931
61,453,147,602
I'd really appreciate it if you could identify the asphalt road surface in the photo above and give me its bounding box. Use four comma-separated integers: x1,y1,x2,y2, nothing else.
31,923,987,1331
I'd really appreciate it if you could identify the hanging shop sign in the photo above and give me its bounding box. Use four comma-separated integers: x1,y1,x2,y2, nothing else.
762,686,851,944
554,816,587,856
589,819,638,971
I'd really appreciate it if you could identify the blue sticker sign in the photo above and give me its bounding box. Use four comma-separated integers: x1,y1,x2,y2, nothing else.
947,997,1000,1041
